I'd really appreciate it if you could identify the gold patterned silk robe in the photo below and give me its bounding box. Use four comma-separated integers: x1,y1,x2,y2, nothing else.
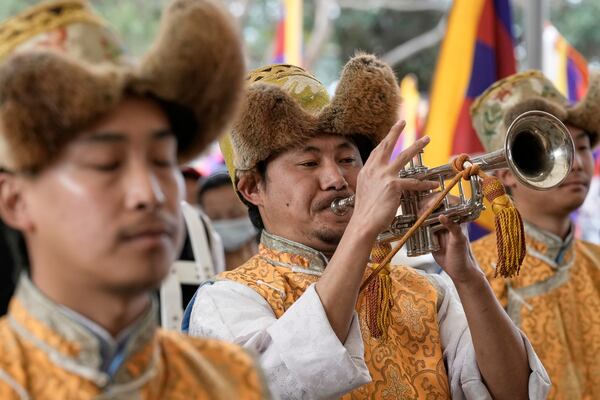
0,276,269,399
472,222,600,399
219,232,451,399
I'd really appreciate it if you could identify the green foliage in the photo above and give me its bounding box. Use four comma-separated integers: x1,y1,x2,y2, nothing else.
1,0,39,18
0,0,167,56
92,0,167,56
335,8,442,90
1,0,599,85
551,0,600,64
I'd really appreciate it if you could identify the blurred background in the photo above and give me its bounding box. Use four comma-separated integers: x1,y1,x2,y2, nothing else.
2,0,598,243
3,0,599,86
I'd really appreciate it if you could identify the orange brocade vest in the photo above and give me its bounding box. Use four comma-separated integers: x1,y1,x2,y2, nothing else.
0,276,268,399
472,222,600,400
219,231,451,399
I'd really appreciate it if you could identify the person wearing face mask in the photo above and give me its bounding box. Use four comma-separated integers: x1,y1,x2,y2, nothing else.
198,171,258,270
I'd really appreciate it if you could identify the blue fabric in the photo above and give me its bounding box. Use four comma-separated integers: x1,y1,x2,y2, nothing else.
106,347,127,378
493,0,514,41
181,280,215,333
466,42,497,98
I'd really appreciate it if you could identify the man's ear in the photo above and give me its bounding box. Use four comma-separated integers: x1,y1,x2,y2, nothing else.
0,174,33,232
237,171,264,208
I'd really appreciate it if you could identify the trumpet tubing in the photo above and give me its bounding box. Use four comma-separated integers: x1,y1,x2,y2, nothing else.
331,110,575,256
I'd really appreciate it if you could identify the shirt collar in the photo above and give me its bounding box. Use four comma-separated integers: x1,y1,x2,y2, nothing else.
58,300,150,376
9,274,158,386
524,221,575,268
259,230,328,274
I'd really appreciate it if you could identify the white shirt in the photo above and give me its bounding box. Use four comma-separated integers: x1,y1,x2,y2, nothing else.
188,233,550,399
190,279,550,399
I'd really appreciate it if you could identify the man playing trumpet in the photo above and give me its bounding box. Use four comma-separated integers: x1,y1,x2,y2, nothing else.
471,71,600,399
184,57,550,399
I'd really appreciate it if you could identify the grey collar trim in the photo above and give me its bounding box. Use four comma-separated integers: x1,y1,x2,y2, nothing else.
506,265,571,328
524,221,574,268
12,275,158,386
260,230,328,273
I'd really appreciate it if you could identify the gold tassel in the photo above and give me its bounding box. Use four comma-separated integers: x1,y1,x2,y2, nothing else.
375,269,393,339
481,176,526,278
365,243,394,340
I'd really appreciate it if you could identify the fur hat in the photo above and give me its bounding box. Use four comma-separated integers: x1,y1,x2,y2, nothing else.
470,70,600,153
220,54,401,181
0,0,245,172
0,0,125,64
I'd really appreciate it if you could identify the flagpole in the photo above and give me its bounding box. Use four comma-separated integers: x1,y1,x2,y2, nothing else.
525,0,547,69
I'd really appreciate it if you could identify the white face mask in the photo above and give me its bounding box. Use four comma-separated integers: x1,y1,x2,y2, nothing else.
212,217,257,251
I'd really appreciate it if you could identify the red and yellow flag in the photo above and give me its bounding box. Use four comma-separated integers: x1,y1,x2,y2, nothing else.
273,0,303,65
425,0,517,237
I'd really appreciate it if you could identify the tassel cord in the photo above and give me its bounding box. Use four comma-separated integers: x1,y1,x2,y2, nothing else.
359,153,524,294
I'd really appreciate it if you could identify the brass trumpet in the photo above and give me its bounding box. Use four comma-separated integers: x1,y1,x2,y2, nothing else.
331,110,575,256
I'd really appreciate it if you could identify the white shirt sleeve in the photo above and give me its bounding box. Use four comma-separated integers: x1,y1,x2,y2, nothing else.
431,273,551,400
188,281,371,400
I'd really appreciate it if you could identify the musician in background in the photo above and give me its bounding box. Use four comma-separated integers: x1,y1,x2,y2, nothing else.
182,166,203,207
183,57,550,399
0,1,268,398
198,170,258,270
470,71,600,399
178,166,226,274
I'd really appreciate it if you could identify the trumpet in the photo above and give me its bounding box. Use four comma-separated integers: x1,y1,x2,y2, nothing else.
331,110,575,256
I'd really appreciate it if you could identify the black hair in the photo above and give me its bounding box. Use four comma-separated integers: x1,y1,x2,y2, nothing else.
197,172,232,204
155,97,198,155
350,134,375,164
0,219,29,316
182,169,201,181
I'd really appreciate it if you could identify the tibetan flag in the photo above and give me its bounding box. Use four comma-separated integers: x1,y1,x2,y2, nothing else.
272,0,303,65
543,23,589,103
424,0,516,167
424,0,516,238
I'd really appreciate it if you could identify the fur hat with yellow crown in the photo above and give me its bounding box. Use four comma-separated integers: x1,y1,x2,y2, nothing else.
0,0,245,172
220,54,402,186
470,70,600,152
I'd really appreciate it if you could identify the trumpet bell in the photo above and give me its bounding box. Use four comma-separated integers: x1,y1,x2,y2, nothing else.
506,110,574,190
330,109,576,256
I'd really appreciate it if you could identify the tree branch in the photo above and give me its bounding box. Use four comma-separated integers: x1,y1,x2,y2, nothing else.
336,0,450,12
304,0,335,69
223,0,255,25
381,16,446,66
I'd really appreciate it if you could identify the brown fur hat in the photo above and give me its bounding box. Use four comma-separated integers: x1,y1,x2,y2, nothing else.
223,54,401,175
566,71,600,147
0,0,245,172
471,70,599,153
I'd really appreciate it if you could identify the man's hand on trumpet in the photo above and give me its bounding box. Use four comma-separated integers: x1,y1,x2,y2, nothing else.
417,193,529,400
417,194,483,284
352,120,438,239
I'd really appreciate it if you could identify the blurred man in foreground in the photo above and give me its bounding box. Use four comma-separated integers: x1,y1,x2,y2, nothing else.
471,70,600,399
0,0,268,398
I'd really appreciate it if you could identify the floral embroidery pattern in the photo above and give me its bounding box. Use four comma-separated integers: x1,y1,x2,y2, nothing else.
472,231,600,399
222,237,450,399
